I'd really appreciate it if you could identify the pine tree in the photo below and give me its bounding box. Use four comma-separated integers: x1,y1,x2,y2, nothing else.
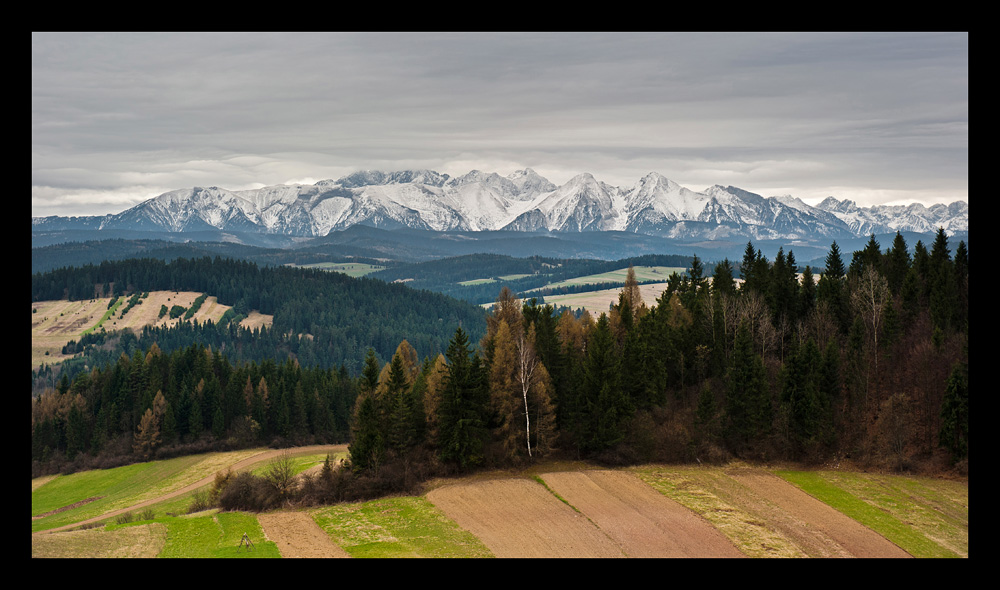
725,321,772,454
386,351,416,455
781,338,823,455
488,320,522,462
886,231,911,296
437,327,489,469
712,259,737,299
928,228,958,333
349,393,385,474
579,313,631,454
817,241,849,334
939,361,968,463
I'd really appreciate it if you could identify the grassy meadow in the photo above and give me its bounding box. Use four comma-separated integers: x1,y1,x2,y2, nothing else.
310,496,493,558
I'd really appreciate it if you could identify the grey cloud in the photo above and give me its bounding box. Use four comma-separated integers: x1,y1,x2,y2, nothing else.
32,32,967,216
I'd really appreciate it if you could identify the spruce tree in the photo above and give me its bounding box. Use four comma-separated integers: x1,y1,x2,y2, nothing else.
437,327,489,469
579,313,631,454
939,361,969,462
725,321,771,454
817,241,849,334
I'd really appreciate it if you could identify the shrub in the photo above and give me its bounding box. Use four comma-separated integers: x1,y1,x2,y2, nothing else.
263,453,296,498
187,490,213,514
115,511,134,525
218,472,279,512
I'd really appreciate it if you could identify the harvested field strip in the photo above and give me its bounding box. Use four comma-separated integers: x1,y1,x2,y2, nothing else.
633,465,816,557
539,470,744,558
427,478,625,558
311,496,491,558
634,464,914,558
729,471,910,558
31,522,168,558
776,470,968,558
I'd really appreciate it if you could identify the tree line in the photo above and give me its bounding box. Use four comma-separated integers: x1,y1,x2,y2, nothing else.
343,229,968,490
31,342,359,477
32,230,968,488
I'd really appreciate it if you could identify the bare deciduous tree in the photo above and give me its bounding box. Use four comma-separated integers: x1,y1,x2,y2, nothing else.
851,266,891,374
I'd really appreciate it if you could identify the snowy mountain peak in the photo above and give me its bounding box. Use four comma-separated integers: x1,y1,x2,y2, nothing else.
35,169,968,242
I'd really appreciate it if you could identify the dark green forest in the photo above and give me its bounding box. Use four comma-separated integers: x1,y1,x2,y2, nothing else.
31,256,487,382
368,253,695,304
31,231,968,498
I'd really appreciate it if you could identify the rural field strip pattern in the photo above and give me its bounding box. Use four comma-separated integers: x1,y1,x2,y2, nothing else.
34,452,923,558
539,470,744,558
728,472,911,558
33,445,346,536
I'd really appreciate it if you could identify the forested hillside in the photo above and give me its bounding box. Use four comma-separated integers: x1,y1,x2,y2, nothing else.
338,229,968,500
31,256,487,383
31,230,968,492
369,253,695,304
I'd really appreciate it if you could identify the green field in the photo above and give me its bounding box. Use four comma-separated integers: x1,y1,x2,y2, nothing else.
30,448,339,534
776,469,968,558
310,496,493,558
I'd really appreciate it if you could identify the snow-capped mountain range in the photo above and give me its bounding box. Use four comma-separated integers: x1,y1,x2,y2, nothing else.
32,169,968,241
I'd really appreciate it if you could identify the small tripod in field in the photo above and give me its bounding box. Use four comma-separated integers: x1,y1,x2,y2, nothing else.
238,532,255,553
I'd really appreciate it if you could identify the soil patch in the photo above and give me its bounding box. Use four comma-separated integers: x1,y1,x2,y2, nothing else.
33,496,103,520
258,511,350,558
427,478,624,558
541,470,744,557
728,471,911,558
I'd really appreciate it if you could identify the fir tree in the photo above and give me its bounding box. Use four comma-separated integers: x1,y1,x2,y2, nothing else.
437,327,489,469
579,313,631,454
939,361,969,463
725,321,772,454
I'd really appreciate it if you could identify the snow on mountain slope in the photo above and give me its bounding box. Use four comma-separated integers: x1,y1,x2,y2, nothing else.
39,169,967,242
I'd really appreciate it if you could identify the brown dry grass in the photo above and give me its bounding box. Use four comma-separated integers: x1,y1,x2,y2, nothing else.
31,523,168,558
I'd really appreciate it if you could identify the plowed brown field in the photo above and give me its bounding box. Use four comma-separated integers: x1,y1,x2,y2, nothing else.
427,478,625,557
426,467,911,558
426,471,744,558
541,470,744,557
258,512,350,558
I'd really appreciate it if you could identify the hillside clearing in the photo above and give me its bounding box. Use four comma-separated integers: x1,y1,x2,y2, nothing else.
31,291,273,370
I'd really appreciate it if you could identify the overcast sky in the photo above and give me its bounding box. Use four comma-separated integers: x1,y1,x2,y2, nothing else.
32,32,968,218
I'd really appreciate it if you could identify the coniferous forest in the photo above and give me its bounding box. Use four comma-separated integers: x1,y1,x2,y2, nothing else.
31,231,968,503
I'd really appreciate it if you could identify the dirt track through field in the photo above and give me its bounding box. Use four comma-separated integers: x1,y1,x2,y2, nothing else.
258,512,350,558
541,470,744,557
34,445,347,535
